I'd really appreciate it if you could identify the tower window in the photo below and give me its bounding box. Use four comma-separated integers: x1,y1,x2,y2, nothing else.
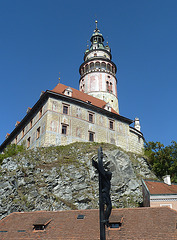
107,64,111,71
85,64,89,72
106,81,109,92
61,124,67,135
95,62,100,69
90,62,94,69
63,105,69,115
101,62,106,70
89,132,94,142
110,82,113,92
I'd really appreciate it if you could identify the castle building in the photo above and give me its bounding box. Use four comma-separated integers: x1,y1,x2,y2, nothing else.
0,22,144,154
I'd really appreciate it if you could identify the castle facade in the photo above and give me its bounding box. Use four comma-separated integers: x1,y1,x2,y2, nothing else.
0,22,144,154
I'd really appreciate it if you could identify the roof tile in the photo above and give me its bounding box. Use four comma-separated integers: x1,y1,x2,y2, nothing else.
51,83,119,114
145,180,177,195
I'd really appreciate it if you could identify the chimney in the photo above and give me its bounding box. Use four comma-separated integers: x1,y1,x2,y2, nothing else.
163,175,171,185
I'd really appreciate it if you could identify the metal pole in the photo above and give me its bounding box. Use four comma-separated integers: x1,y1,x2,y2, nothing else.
98,147,106,240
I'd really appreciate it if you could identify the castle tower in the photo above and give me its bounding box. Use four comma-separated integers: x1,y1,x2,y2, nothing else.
79,21,119,113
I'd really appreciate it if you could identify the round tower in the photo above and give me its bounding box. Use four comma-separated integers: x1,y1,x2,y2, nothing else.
79,21,119,113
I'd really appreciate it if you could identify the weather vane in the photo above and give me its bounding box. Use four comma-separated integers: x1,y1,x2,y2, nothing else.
94,19,100,32
58,72,61,83
95,20,98,29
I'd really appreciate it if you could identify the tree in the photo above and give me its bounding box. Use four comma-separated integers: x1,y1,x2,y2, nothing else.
144,141,177,183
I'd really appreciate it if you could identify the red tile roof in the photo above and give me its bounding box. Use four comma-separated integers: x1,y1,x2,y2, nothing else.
1,207,177,239
51,83,119,114
144,180,177,195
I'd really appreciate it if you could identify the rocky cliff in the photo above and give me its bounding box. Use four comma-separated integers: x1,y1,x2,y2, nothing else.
0,142,156,220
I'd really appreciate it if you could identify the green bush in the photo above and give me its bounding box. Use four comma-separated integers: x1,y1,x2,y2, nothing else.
0,144,25,164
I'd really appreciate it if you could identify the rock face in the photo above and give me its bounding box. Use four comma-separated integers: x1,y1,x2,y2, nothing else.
0,142,156,220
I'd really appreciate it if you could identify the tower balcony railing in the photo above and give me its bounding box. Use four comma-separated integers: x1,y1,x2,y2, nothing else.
80,68,116,79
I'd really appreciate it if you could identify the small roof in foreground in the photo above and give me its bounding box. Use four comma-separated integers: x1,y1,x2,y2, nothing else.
144,180,177,195
1,207,177,240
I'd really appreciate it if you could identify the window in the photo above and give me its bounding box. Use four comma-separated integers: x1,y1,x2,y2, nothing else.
109,121,114,130
106,81,109,92
85,64,89,72
109,222,121,228
33,225,45,231
62,125,67,135
89,113,94,123
39,108,42,118
77,214,85,219
22,129,25,138
90,62,94,70
63,105,68,115
110,82,113,92
27,137,31,148
15,136,17,144
37,127,40,139
95,62,100,69
89,132,94,142
30,120,33,129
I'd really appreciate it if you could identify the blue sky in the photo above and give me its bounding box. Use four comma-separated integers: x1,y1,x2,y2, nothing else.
0,0,177,147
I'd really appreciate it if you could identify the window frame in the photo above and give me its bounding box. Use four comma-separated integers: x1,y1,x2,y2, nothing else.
27,137,31,148
109,120,114,130
61,124,67,135
37,127,41,139
88,112,94,123
62,104,69,115
89,131,94,142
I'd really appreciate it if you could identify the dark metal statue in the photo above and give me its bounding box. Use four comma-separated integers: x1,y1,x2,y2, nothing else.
92,147,112,240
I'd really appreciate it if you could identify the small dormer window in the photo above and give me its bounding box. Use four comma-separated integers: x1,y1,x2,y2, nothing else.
33,218,52,232
33,225,45,231
63,87,73,97
104,103,111,112
109,222,122,228
77,214,85,219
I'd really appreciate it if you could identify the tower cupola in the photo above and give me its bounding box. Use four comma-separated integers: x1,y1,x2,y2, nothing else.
79,21,119,113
